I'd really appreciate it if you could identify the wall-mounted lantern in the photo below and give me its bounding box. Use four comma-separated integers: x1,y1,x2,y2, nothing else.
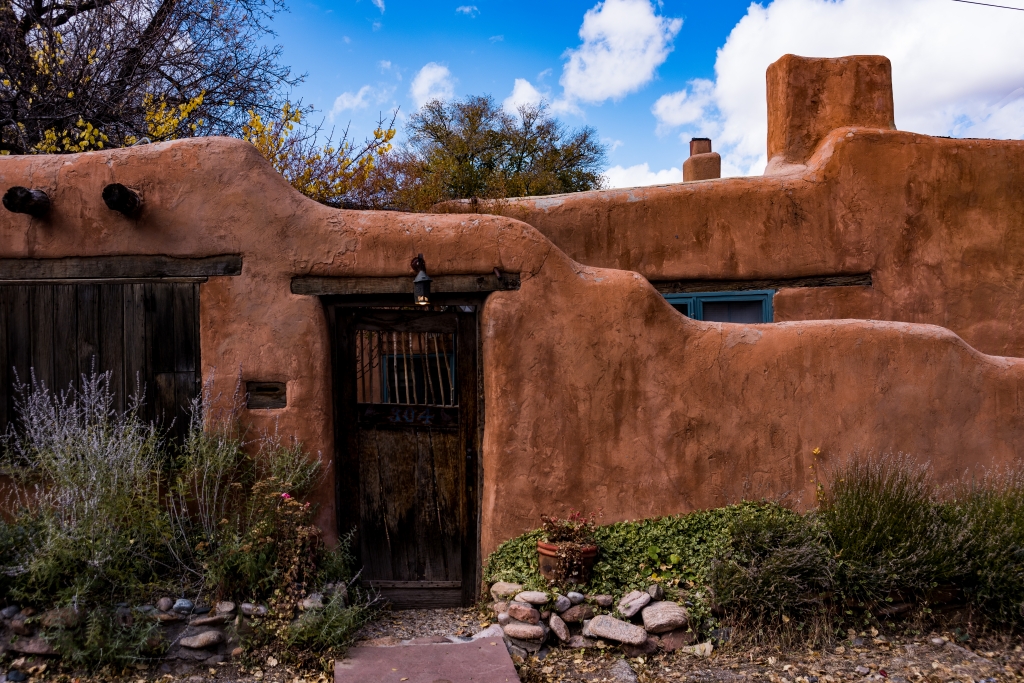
411,253,432,306
2,186,51,217
102,183,142,217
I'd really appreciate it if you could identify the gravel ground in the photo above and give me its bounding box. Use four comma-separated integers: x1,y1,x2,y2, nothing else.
8,613,1023,683
353,606,487,643
515,631,1024,683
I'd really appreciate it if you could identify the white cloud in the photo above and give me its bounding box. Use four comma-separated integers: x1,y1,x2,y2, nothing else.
410,62,455,108
559,0,682,105
456,5,479,16
603,137,624,153
379,60,392,71
489,35,504,42
330,86,374,119
652,79,715,130
371,0,384,12
652,0,1024,176
603,163,680,188
503,78,547,113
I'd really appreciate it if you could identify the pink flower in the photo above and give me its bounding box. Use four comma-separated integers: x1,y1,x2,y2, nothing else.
281,493,291,499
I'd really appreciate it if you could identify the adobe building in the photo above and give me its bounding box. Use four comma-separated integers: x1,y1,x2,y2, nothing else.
2,54,1023,608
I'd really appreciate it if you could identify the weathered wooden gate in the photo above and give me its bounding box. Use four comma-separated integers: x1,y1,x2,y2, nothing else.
329,306,479,608
0,255,240,441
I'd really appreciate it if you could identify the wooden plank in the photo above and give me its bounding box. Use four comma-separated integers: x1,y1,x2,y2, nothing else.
356,426,392,581
331,307,362,543
292,273,521,296
415,431,439,581
191,283,201,389
98,285,125,413
52,285,78,397
0,289,9,433
173,371,197,443
153,372,177,435
172,283,197,372
369,587,464,610
457,310,480,606
360,580,461,589
419,429,463,582
76,284,101,380
652,272,872,294
354,310,459,334
357,404,458,429
0,254,242,280
123,284,147,405
149,283,176,373
363,427,421,581
6,287,31,393
28,285,54,393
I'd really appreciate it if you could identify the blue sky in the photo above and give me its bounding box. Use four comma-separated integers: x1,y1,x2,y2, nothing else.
270,0,1024,187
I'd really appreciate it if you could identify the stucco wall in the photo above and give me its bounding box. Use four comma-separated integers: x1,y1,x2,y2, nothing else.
453,56,1024,360
2,134,1024,558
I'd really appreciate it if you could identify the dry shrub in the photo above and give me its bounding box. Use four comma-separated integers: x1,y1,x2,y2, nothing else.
817,453,965,605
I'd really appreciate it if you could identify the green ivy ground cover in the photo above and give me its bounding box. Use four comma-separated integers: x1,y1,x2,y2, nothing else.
485,502,772,596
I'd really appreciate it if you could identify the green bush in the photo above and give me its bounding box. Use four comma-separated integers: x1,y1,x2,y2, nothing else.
285,588,381,655
953,470,1024,624
817,454,964,603
485,459,1024,636
167,387,325,601
317,527,359,585
0,372,171,605
709,503,834,622
43,607,165,668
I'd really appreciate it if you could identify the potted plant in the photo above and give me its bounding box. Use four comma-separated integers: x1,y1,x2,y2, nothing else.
537,510,600,585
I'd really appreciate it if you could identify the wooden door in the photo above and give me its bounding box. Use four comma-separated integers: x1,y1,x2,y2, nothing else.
0,282,201,442
330,307,479,608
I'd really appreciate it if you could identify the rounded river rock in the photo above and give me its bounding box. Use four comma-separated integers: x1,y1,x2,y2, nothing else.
502,620,545,641
641,601,689,633
617,590,651,618
584,614,648,646
507,601,540,624
180,630,225,649
514,591,549,605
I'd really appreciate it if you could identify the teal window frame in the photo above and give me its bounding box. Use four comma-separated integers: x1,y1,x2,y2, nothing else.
663,290,775,322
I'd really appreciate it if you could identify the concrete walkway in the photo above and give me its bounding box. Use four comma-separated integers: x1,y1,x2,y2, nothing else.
334,631,520,683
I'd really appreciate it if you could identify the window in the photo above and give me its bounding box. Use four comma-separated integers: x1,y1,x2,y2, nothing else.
663,290,774,323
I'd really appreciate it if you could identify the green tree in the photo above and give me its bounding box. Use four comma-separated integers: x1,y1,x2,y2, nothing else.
355,95,607,211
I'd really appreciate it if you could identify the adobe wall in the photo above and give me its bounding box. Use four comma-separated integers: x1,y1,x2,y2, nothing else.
2,136,1023,559
454,55,1024,359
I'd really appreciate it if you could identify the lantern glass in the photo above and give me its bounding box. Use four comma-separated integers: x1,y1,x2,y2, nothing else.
414,270,432,305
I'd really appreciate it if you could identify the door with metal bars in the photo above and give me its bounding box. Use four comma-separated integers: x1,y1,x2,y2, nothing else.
329,307,479,608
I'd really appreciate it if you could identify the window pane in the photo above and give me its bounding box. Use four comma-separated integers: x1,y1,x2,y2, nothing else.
671,303,690,317
701,300,764,323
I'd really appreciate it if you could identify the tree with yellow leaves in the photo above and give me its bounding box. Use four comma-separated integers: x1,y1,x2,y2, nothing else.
0,0,297,154
242,102,397,207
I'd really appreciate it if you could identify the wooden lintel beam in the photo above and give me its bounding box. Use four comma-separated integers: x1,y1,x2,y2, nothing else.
0,254,242,280
291,272,521,296
651,272,872,294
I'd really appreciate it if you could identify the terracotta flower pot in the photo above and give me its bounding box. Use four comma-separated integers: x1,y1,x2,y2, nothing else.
537,540,599,584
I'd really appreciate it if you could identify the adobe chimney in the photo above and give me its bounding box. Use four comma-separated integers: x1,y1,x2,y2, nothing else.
683,137,721,182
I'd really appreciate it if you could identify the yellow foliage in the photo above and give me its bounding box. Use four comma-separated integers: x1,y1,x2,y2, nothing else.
144,91,206,141
242,103,396,205
33,118,109,153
